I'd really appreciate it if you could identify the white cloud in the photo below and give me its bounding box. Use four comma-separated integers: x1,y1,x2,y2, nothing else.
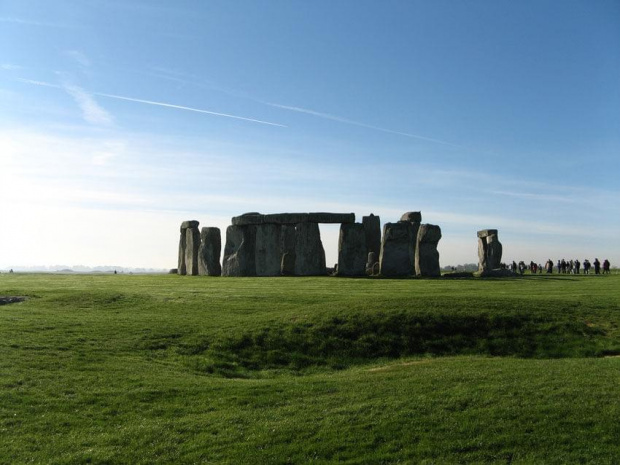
63,84,113,126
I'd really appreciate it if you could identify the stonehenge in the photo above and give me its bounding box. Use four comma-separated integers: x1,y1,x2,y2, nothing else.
477,229,503,274
177,210,446,278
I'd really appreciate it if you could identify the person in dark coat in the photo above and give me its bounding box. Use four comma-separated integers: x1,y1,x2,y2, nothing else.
594,258,601,275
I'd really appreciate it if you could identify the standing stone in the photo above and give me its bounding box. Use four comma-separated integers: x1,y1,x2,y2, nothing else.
178,220,199,275
362,214,381,260
198,227,221,276
477,229,503,273
178,228,187,276
255,224,281,277
294,223,326,276
366,251,378,275
222,225,257,277
400,212,422,271
185,224,201,276
415,224,442,277
337,223,367,276
379,222,414,277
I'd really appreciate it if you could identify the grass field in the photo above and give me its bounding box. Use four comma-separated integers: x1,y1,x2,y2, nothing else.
1,272,620,464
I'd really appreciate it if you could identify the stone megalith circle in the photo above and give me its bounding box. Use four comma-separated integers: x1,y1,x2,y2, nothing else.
337,223,367,277
415,224,442,277
294,222,326,276
198,227,222,276
379,222,415,277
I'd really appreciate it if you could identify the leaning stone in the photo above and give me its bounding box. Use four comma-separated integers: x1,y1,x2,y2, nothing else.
362,214,381,260
379,222,414,277
185,225,201,276
415,224,441,277
222,225,257,277
255,224,281,276
294,223,326,276
337,223,367,276
198,227,222,276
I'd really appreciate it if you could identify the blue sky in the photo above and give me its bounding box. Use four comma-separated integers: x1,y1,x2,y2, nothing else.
1,0,619,269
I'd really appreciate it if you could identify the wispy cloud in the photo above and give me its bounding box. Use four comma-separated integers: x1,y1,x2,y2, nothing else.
65,50,91,68
0,17,77,28
94,92,287,127
63,84,114,126
1,63,22,71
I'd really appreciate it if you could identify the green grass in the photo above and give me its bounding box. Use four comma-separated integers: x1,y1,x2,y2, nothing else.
1,272,620,463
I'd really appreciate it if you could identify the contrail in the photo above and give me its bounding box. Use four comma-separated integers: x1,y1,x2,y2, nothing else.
16,78,286,128
264,102,461,147
95,92,287,128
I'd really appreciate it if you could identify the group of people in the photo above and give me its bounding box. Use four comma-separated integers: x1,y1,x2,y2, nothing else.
503,258,611,275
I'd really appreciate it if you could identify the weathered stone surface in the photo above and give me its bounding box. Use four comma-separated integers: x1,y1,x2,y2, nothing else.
279,225,296,275
379,222,414,277
178,224,188,275
477,229,502,272
294,223,326,276
185,226,201,276
281,252,296,276
415,224,441,277
337,223,367,276
366,252,378,276
232,212,355,226
307,212,355,224
400,212,422,223
477,229,498,239
222,225,256,277
362,214,381,259
255,224,281,276
180,220,199,231
400,212,422,271
198,227,221,276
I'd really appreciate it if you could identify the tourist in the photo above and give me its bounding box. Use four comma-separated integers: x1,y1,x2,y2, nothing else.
583,259,591,274
594,258,601,275
603,259,611,274
574,259,580,274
